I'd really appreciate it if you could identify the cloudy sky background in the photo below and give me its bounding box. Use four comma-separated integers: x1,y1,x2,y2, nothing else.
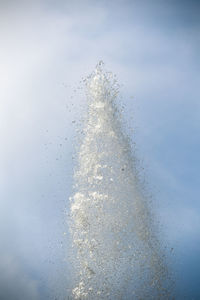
1,0,200,299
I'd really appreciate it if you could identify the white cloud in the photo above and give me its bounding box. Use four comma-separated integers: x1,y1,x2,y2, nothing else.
1,0,200,298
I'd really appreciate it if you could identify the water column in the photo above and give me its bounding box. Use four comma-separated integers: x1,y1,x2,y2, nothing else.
69,62,170,299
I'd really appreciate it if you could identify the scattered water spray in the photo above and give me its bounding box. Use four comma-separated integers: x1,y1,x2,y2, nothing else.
69,62,171,299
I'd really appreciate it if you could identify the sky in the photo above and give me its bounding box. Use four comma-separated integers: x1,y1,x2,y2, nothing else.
1,0,200,299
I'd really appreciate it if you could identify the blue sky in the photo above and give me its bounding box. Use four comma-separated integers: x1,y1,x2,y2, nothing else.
1,0,200,299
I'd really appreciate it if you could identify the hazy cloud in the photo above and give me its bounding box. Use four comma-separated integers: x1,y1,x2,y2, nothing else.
1,0,200,299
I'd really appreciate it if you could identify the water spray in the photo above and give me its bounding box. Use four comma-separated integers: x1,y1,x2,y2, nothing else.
69,62,171,299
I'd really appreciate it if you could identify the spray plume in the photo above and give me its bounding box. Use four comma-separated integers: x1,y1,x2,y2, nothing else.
69,62,170,299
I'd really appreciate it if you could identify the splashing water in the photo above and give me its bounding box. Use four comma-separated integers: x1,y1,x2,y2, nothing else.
69,62,171,299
